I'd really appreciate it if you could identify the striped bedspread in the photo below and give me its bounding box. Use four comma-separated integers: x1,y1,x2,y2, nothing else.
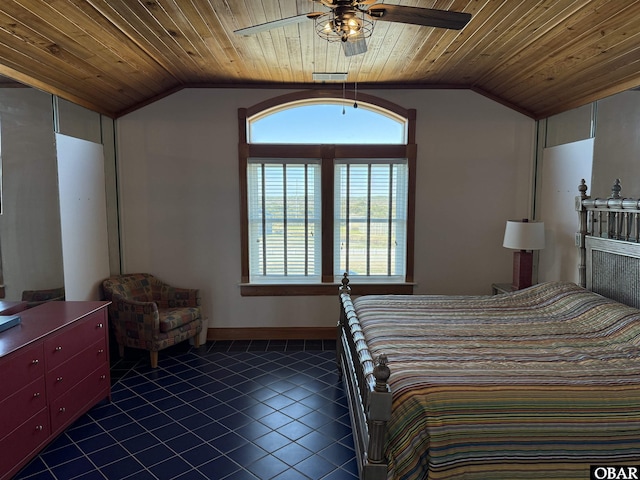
352,281,640,480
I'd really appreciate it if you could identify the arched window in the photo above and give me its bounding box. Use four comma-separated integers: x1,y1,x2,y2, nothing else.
239,92,416,295
249,100,407,144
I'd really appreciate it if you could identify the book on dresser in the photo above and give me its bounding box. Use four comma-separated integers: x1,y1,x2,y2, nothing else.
0,300,111,480
0,314,20,333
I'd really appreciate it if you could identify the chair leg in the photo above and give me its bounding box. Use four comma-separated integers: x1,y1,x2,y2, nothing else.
119,344,125,358
194,333,201,348
150,351,158,368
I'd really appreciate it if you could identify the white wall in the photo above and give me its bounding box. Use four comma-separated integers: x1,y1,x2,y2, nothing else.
537,139,594,283
116,88,535,331
56,133,110,300
535,90,640,285
591,90,640,197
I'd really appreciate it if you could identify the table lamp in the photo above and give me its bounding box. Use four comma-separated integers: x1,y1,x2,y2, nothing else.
503,219,545,290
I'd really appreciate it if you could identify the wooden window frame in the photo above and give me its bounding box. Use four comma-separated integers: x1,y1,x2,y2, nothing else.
239,91,416,296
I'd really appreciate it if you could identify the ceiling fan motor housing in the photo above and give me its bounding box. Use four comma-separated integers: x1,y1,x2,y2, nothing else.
331,6,364,41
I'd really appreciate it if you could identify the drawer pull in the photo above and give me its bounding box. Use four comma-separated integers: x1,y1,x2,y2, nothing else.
59,407,66,413
97,323,104,328
100,374,106,380
98,349,104,354
31,359,39,365
35,425,43,431
56,376,63,382
55,346,63,352
33,392,40,398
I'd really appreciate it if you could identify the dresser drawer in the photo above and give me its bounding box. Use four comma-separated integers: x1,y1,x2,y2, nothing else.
0,408,50,479
0,376,46,435
47,337,108,401
0,343,44,399
44,310,107,370
50,362,110,433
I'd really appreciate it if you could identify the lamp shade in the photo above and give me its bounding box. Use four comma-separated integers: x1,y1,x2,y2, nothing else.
503,220,545,251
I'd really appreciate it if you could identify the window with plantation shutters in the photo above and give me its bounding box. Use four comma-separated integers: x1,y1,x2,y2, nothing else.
335,159,408,281
247,159,322,283
239,93,416,295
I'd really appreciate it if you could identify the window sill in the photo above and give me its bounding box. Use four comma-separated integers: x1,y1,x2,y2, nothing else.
239,282,415,296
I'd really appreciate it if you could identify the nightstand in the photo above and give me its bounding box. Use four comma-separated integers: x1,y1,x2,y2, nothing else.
492,283,515,295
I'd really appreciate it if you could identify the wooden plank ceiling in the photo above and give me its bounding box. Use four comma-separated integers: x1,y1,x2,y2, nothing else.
0,0,638,119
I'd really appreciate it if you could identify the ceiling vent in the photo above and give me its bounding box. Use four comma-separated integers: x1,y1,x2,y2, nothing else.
312,72,348,82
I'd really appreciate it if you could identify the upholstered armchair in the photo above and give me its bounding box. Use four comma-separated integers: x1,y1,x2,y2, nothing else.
102,273,203,368
21,287,65,308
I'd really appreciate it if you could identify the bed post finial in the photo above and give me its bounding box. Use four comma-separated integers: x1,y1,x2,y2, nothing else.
340,272,350,293
578,179,588,199
611,179,622,199
373,354,391,392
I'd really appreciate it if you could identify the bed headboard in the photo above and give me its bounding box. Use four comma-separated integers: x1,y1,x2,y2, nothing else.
577,179,640,308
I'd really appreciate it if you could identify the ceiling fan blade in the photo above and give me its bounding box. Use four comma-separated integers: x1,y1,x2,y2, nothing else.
234,13,314,35
343,35,368,57
367,5,471,30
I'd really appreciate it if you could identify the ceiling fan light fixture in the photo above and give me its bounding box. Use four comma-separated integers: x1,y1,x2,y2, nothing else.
322,19,334,34
343,14,361,34
314,9,373,43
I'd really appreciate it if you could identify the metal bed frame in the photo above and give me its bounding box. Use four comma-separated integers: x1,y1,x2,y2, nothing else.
337,178,640,480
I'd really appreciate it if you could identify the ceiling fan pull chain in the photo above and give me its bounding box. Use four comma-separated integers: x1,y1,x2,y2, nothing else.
342,80,346,114
354,79,358,109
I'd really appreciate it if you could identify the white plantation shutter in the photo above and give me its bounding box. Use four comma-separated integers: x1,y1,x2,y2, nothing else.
334,159,408,280
247,159,322,283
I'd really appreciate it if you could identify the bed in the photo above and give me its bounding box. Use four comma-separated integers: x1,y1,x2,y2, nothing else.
337,178,640,480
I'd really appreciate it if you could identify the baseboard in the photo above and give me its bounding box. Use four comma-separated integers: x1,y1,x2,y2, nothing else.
207,327,336,341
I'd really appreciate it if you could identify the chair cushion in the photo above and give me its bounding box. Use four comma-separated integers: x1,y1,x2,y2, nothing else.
158,307,201,333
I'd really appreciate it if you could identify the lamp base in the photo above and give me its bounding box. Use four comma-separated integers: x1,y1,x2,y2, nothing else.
512,250,533,290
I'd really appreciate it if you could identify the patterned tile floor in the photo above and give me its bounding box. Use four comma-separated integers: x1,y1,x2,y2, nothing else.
14,340,359,480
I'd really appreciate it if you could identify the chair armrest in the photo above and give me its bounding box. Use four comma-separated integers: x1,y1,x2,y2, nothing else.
110,294,160,332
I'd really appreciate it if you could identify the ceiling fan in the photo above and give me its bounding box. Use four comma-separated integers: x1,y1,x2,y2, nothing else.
234,1,472,57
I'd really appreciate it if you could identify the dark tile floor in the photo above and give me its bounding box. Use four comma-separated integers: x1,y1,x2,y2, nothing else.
14,340,359,480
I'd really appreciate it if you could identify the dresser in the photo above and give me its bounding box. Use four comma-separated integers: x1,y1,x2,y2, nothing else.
0,301,28,316
0,301,111,480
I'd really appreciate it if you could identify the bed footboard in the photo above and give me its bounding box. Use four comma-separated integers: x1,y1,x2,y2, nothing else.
337,274,392,480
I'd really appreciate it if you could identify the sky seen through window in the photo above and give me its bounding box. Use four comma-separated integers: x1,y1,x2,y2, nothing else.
249,103,405,144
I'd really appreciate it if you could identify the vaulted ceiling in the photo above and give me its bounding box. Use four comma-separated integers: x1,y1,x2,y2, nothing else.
0,1,638,119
